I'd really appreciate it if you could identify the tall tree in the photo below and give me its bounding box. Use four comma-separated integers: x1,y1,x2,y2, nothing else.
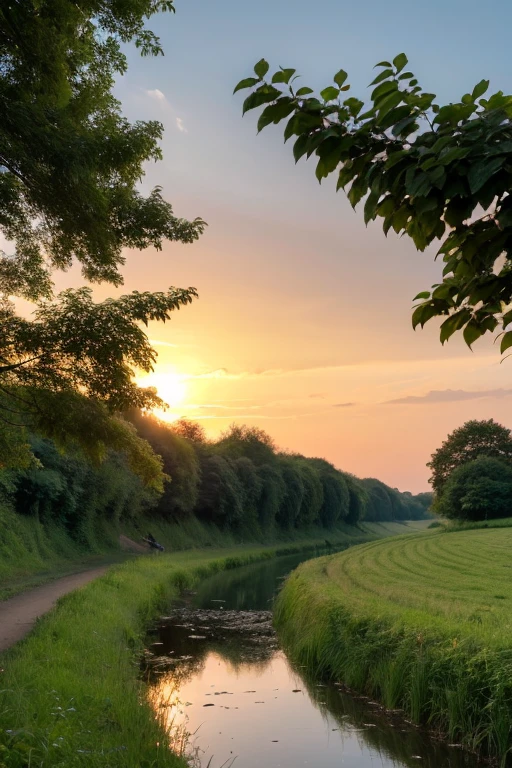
236,56,512,353
0,0,205,472
428,419,512,496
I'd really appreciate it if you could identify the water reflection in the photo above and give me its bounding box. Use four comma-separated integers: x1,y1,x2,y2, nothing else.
191,550,335,611
147,555,481,768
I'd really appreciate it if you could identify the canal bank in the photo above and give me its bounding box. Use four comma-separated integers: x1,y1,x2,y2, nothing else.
0,523,427,767
146,551,482,768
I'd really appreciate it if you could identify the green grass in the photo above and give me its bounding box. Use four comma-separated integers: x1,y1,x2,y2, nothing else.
0,521,419,768
0,497,424,599
0,547,283,768
274,523,512,764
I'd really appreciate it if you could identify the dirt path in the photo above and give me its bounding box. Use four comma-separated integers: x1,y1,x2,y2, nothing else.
0,566,110,653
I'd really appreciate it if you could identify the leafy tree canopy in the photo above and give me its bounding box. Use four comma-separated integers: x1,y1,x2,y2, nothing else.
0,0,205,475
435,456,512,521
1,0,204,295
171,418,208,443
428,419,512,496
215,424,276,465
236,55,512,353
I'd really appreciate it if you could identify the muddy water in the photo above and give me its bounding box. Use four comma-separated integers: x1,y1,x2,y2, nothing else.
147,552,479,768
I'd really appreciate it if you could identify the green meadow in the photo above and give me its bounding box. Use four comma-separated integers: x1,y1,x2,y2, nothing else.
275,523,512,763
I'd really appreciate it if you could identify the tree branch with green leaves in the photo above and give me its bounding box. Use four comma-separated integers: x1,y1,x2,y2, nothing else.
235,55,512,354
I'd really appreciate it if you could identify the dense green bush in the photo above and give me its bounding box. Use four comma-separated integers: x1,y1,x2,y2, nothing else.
435,456,512,521
13,437,156,542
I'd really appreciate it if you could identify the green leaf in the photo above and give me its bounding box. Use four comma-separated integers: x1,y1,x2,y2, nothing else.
468,156,504,194
440,310,471,343
370,68,394,86
242,86,281,115
343,97,364,117
347,176,368,208
320,86,340,102
463,320,484,348
375,60,392,68
391,205,411,233
254,59,269,78
376,195,395,217
257,99,295,132
385,149,410,169
391,115,417,137
234,77,259,94
413,291,431,301
501,331,512,354
371,79,398,103
333,69,348,87
472,79,490,100
392,53,408,73
364,191,380,224
406,171,432,199
502,309,512,328
444,197,474,228
337,162,355,191
498,203,512,229
412,302,441,329
376,91,403,121
283,112,322,141
439,146,471,165
293,134,309,163
427,166,446,189
274,68,296,84
295,86,314,96
315,138,344,179
398,71,414,81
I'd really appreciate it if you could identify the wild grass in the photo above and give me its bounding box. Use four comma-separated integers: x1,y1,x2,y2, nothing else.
0,497,419,599
274,524,512,764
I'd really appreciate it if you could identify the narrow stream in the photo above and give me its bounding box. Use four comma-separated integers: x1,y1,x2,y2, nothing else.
146,552,480,768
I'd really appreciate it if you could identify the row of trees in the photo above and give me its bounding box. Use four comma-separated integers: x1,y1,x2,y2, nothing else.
2,416,433,543
130,415,432,534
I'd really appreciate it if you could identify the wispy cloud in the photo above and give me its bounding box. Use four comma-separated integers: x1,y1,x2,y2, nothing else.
186,356,494,383
189,403,262,411
144,90,187,133
149,339,178,348
175,117,187,133
146,88,167,103
333,402,356,408
385,388,512,405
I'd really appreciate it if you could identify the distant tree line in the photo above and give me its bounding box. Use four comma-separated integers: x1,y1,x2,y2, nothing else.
0,414,432,543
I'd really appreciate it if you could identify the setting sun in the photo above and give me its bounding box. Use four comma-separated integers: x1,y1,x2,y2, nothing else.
136,370,187,410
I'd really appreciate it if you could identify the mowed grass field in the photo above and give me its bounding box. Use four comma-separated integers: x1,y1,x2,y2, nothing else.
274,525,512,763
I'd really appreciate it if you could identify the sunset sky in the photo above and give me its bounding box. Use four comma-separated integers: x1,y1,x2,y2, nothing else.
60,0,512,492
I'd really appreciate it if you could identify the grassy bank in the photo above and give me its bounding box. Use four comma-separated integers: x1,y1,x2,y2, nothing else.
0,547,286,768
0,522,420,768
274,524,512,764
0,496,426,599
